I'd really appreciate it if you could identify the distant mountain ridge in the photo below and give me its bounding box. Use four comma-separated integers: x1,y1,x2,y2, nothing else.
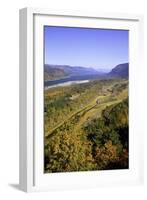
44,64,104,81
44,65,68,80
108,63,129,78
44,63,129,81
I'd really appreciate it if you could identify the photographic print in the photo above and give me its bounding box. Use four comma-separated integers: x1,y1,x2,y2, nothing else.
44,26,129,173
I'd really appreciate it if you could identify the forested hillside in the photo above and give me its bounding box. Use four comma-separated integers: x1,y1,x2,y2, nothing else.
44,79,128,172
44,65,67,80
109,63,129,78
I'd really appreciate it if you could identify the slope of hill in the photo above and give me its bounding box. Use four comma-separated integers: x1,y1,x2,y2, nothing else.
44,64,104,81
44,65,68,81
44,63,129,81
44,79,128,172
108,63,129,78
57,65,102,76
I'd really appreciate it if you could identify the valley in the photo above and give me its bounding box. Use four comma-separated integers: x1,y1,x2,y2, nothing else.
44,78,128,173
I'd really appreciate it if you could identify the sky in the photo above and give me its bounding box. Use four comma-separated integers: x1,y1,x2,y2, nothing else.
44,26,129,71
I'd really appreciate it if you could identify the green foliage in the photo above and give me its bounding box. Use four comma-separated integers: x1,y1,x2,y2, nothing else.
45,129,96,173
102,98,128,129
84,98,128,169
44,79,110,134
44,79,129,172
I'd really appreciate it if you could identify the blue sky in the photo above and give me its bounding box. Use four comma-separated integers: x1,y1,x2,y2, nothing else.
44,26,129,70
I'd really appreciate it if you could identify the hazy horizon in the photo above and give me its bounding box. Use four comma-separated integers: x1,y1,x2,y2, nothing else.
44,26,129,70
44,62,129,72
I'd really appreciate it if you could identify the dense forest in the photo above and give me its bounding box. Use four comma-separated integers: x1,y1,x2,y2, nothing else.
44,79,128,173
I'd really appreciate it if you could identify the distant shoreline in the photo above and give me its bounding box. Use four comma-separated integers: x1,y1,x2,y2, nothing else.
45,80,90,90
44,74,105,88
